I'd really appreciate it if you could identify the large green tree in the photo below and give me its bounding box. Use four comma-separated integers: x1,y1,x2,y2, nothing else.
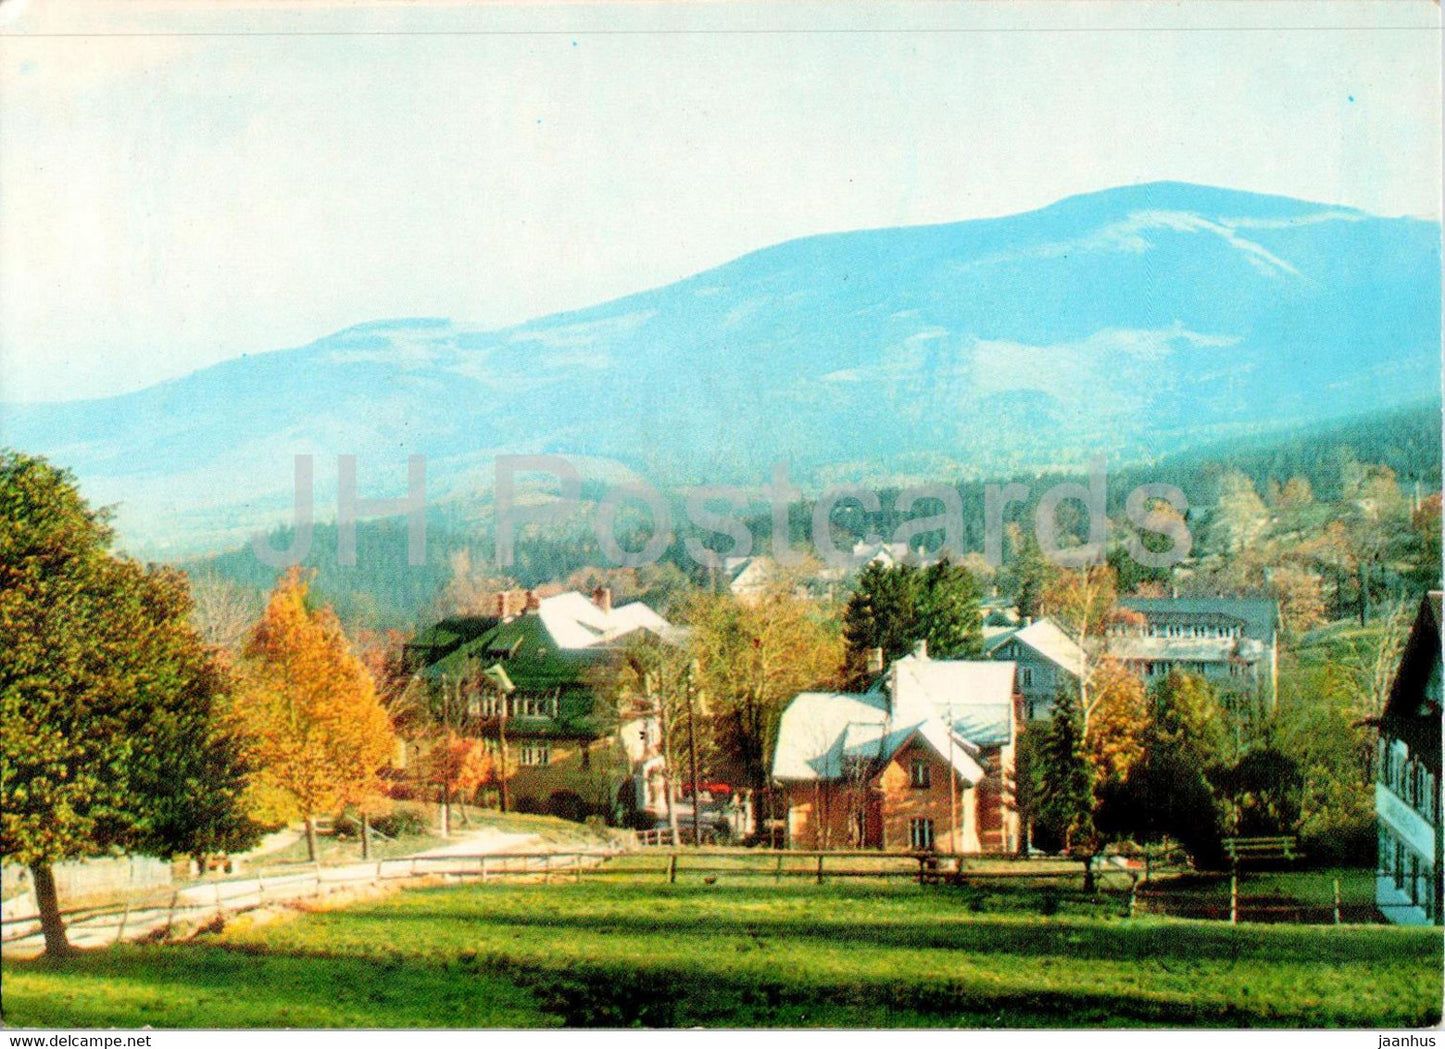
1,452,258,955
842,558,983,683
1032,685,1100,887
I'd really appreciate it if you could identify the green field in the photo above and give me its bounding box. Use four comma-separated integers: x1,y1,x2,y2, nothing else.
4,879,1441,1028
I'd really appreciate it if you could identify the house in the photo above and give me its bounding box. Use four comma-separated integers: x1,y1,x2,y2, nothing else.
772,643,1023,853
726,542,911,606
402,587,677,819
985,617,1086,720
1110,596,1280,704
1375,591,1442,926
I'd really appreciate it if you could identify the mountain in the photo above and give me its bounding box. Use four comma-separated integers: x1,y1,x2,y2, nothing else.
4,181,1440,555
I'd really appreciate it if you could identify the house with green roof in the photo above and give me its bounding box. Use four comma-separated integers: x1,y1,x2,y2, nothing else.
401,588,675,820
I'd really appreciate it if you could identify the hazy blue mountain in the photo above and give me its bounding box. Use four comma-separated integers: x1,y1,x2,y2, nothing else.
5,181,1440,555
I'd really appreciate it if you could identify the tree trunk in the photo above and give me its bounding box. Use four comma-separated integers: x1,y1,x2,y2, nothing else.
304,815,320,863
1082,853,1096,894
30,863,72,958
360,813,372,860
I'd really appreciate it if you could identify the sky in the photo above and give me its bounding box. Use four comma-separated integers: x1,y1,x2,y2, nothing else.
0,0,1440,404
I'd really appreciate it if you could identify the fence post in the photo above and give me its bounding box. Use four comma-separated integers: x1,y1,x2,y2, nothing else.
816,854,825,885
163,891,178,940
215,880,224,916
1129,877,1138,918
574,853,583,884
1333,878,1341,925
1230,873,1238,925
775,853,783,884
544,855,552,884
115,901,131,945
667,853,678,884
481,856,489,884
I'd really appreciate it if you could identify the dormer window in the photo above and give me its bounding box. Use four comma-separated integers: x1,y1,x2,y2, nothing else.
910,759,931,789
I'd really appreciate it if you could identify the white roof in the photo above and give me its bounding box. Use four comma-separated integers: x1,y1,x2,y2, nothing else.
772,690,986,785
537,591,673,650
991,618,1086,677
888,654,1017,748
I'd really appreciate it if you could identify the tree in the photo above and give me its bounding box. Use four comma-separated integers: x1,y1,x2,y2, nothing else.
602,633,705,843
235,568,396,862
1278,476,1315,509
1103,671,1227,863
0,452,258,956
1010,528,1056,623
1033,686,1099,887
914,558,985,659
1039,565,1127,738
842,557,982,682
187,570,263,652
1271,563,1328,641
686,587,843,834
1083,657,1149,789
424,731,493,826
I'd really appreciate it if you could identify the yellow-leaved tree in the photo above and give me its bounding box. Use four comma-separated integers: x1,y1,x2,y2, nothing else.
237,568,396,861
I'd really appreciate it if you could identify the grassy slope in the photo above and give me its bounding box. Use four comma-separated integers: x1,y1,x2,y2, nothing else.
4,880,1440,1029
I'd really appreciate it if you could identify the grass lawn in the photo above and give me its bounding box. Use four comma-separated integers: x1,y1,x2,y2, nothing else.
3,879,1440,1028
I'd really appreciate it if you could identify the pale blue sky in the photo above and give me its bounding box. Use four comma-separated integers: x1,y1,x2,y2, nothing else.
1,0,1439,403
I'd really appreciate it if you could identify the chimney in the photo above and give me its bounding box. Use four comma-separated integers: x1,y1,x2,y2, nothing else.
523,589,540,614
865,647,884,675
912,639,928,660
592,585,613,615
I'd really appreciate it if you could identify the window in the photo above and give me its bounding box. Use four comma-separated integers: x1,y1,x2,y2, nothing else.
519,744,551,767
910,759,931,789
1019,667,1034,687
909,818,935,851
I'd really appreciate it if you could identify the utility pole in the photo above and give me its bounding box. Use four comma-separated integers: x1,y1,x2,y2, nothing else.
686,663,701,845
948,698,960,854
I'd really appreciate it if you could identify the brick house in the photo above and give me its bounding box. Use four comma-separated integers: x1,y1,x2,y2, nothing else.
402,587,678,819
772,644,1022,853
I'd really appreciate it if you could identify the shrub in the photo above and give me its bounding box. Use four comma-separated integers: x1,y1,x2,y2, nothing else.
370,809,430,839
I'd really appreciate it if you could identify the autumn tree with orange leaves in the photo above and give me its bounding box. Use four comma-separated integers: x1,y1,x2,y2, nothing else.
236,569,396,862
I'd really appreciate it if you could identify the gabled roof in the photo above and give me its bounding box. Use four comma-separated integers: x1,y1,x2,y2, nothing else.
1382,591,1443,769
410,591,678,691
1119,596,1279,642
419,612,610,689
406,615,502,665
772,690,985,785
887,654,1017,747
537,591,673,649
985,618,1085,678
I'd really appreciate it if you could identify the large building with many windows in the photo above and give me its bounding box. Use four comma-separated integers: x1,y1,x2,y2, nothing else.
1110,596,1280,704
1375,591,1442,926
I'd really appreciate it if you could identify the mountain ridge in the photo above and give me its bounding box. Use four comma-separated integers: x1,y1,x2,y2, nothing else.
4,180,1439,555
